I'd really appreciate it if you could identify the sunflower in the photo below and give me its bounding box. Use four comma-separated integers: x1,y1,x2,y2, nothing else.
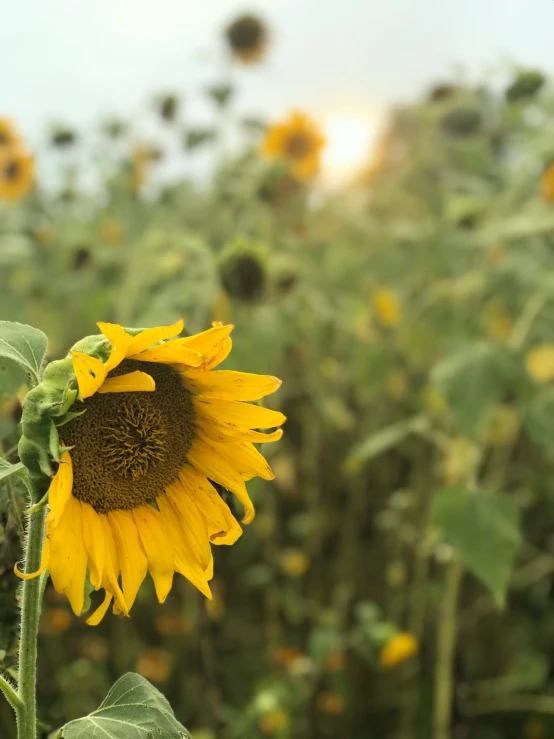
262,112,325,181
0,145,35,201
0,118,18,148
225,14,268,64
19,320,284,624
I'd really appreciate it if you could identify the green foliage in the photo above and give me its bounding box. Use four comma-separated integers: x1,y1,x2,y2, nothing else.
59,673,190,739
433,487,521,607
0,322,47,387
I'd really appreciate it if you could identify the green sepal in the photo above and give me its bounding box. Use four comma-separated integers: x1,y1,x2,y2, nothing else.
55,410,86,427
49,422,60,462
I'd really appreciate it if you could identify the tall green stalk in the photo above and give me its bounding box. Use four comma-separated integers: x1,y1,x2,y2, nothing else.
16,506,46,739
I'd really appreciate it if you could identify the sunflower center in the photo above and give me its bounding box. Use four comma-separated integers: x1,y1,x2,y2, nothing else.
62,359,196,513
284,133,313,159
4,160,19,180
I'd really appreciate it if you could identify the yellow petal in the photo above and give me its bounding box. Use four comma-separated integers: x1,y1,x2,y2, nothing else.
132,505,174,603
63,499,88,615
177,466,242,545
97,371,156,394
108,509,148,611
198,416,283,444
81,501,105,589
156,493,213,598
132,341,203,367
98,514,128,615
181,369,282,401
164,481,212,570
15,538,50,580
97,322,133,371
203,337,232,370
187,438,255,523
46,494,79,594
194,397,286,429
86,591,113,626
70,351,107,399
176,324,233,357
127,319,184,356
48,452,73,529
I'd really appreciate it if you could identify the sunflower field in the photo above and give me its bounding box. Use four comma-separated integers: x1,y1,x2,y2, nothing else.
2,16,554,739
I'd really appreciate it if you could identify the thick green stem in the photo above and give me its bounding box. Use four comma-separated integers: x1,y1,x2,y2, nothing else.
17,506,46,739
433,555,463,739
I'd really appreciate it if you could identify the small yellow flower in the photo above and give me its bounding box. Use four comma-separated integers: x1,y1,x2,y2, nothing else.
0,145,34,202
379,632,418,670
526,344,554,383
372,288,402,327
280,549,310,577
440,437,480,485
316,692,345,715
100,218,124,245
0,118,18,148
542,163,554,202
263,111,325,181
136,647,173,684
259,710,288,735
225,14,268,64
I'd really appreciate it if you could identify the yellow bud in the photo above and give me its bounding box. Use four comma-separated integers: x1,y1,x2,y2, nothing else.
526,344,554,383
379,632,418,669
372,288,402,328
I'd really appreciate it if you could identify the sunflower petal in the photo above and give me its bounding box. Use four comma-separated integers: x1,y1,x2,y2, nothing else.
97,322,133,371
86,591,113,626
164,481,212,569
48,451,73,529
198,435,275,480
15,538,50,580
197,416,283,444
202,338,232,370
70,351,107,399
63,499,88,615
97,371,156,394
127,319,184,356
81,501,105,589
194,397,286,429
98,514,128,614
132,341,203,367
176,324,233,357
187,438,255,523
132,505,174,603
109,509,148,611
181,370,281,401
46,495,79,594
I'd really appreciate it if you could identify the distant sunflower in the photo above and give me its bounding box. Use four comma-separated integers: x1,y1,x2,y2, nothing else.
0,118,17,148
225,14,268,64
263,112,325,180
0,146,34,201
20,320,284,624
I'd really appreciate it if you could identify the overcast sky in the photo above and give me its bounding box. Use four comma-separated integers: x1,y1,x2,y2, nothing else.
3,1,553,142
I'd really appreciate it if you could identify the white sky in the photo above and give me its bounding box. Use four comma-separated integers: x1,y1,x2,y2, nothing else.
3,0,554,143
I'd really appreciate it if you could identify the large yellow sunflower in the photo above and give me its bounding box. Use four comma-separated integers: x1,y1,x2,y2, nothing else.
262,111,325,181
0,145,35,201
20,320,284,624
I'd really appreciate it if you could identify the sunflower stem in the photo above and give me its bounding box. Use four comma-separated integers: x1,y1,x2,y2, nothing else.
16,505,47,739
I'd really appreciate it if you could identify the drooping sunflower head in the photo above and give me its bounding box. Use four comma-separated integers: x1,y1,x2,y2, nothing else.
18,320,284,624
0,145,35,202
225,13,268,64
218,238,268,303
263,111,326,181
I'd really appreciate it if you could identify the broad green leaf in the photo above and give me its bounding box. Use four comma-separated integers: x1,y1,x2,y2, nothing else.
0,458,29,488
433,487,521,607
60,673,190,739
432,342,528,437
346,415,430,473
0,356,27,398
0,322,48,386
523,387,554,449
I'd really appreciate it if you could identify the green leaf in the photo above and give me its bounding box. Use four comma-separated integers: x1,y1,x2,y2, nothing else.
0,321,48,386
346,414,430,473
0,356,27,398
0,458,29,488
60,673,190,739
523,387,554,449
433,487,521,607
432,342,527,437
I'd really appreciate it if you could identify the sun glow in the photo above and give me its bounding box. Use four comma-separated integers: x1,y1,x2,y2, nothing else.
320,110,386,187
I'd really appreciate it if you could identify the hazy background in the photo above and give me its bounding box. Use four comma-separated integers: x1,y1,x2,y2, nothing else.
3,0,553,141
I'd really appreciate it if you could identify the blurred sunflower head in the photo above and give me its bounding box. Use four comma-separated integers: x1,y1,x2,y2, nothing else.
0,145,35,202
219,238,268,303
263,111,325,181
225,14,268,64
18,320,285,624
0,118,18,148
